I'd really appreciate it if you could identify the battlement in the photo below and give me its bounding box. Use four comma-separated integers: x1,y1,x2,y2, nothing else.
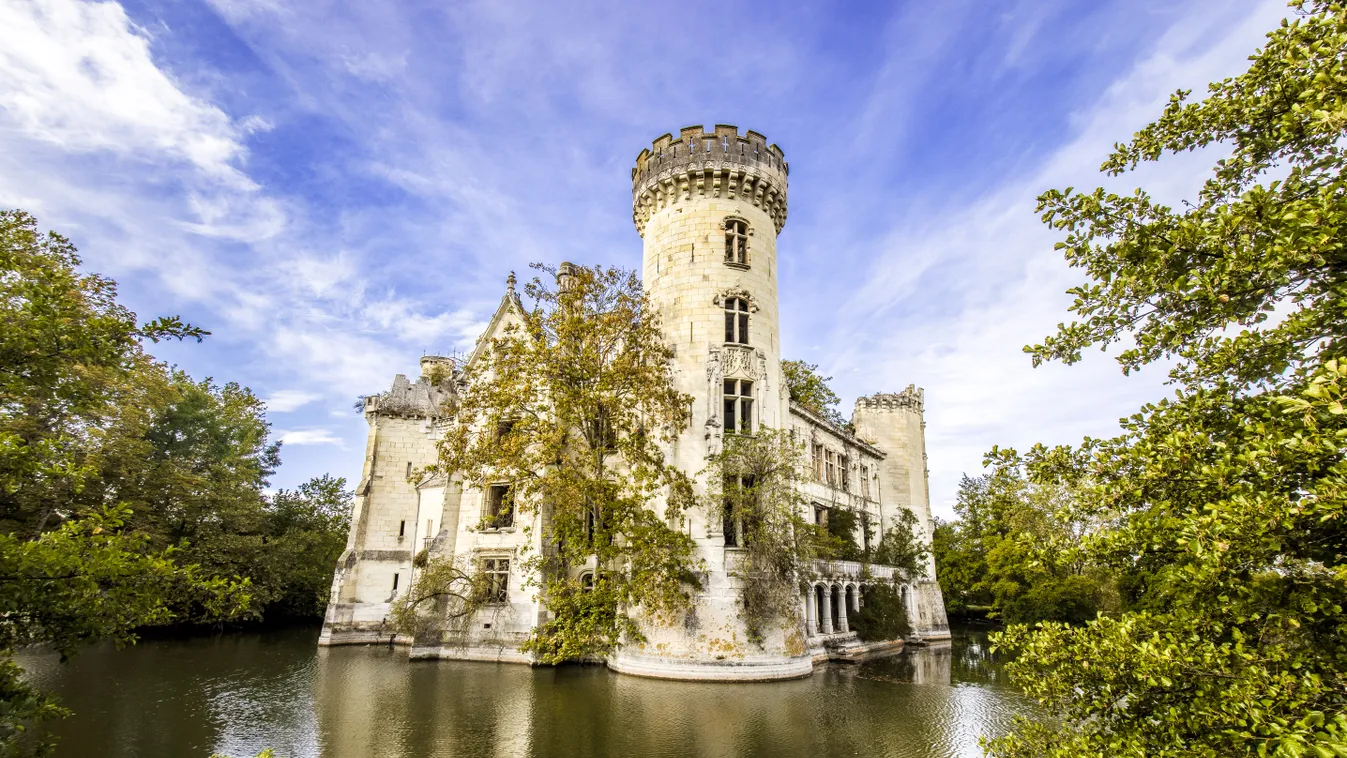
631,124,788,237
855,385,924,413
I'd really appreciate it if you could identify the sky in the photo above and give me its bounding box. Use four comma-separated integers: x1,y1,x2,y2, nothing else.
0,0,1292,518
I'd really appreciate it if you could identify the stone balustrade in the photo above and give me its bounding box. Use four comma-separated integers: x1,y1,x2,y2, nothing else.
802,559,914,639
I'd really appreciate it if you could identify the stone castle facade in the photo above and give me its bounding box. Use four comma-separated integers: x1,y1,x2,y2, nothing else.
320,125,949,681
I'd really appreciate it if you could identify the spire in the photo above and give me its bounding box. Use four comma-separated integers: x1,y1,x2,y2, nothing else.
506,271,516,294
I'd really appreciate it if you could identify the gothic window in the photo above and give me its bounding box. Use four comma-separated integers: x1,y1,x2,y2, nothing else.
813,503,828,526
724,297,749,345
723,379,754,434
812,443,825,481
825,450,837,487
580,571,595,591
840,455,851,492
861,465,872,499
483,557,510,603
724,218,748,266
483,484,514,529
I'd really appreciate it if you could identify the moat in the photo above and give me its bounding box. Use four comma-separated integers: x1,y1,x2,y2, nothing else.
19,625,1031,757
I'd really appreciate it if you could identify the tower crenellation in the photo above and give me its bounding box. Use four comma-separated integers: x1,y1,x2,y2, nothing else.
632,124,789,237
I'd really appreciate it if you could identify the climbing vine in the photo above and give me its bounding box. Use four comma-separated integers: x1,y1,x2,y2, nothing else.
704,428,833,645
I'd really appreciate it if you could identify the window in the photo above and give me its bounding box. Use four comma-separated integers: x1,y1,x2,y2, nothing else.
580,571,595,591
861,465,871,499
392,573,399,591
813,504,828,526
406,461,413,480
723,474,756,547
813,443,825,481
840,455,850,493
723,379,754,434
399,519,406,538
724,218,748,266
424,519,434,549
483,484,514,529
825,450,837,487
483,557,510,604
724,297,749,345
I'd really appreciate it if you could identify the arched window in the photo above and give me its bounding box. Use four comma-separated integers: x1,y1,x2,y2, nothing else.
724,218,748,266
724,297,749,345
579,572,595,591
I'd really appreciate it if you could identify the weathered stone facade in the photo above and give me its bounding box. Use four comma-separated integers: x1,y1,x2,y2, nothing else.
321,125,950,680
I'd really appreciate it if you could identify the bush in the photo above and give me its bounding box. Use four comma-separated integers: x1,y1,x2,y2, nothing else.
849,581,911,642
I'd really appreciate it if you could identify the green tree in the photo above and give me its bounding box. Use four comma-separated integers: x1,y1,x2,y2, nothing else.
781,360,846,427
870,508,930,576
260,475,352,619
433,263,700,662
989,4,1347,755
704,428,832,645
0,210,246,755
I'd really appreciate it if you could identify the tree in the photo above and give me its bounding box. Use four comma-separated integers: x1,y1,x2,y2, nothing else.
781,360,846,427
704,428,832,645
0,210,204,537
433,263,700,662
871,508,931,578
988,4,1347,755
0,209,247,755
259,475,352,619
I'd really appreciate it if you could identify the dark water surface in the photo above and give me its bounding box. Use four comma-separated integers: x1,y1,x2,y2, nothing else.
20,625,1031,758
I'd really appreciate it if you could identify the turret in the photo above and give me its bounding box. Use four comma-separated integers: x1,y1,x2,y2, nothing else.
852,386,934,565
632,125,790,450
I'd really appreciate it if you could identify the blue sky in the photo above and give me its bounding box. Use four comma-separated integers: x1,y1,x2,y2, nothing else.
0,0,1288,517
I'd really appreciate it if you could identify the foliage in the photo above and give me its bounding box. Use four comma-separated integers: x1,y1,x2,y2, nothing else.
870,508,930,578
938,470,1112,625
848,580,911,642
988,4,1347,755
0,506,250,755
0,209,204,537
435,263,700,662
390,554,491,640
781,360,846,427
932,515,987,616
704,428,831,645
0,657,65,758
824,505,863,561
257,475,352,619
0,209,348,753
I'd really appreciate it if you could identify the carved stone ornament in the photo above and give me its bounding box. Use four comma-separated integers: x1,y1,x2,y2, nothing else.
711,288,760,311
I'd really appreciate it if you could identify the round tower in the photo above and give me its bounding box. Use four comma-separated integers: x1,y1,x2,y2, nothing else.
613,125,809,680
634,124,789,456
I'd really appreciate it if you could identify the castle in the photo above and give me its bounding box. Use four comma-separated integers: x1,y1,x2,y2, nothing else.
320,125,949,680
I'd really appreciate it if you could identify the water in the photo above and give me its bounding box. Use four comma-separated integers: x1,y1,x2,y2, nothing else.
19,625,1032,758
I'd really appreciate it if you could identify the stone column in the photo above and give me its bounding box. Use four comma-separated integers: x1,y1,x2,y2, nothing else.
820,585,833,635
804,587,816,637
837,586,850,633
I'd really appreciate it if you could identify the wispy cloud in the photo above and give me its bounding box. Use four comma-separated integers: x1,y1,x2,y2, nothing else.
264,389,321,413
277,428,343,446
0,0,1287,508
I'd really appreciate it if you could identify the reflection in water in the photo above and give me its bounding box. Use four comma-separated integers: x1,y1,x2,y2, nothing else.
19,625,1032,758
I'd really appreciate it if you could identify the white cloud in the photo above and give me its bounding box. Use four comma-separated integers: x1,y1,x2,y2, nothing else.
828,0,1289,518
264,389,321,413
0,0,252,186
277,428,343,446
